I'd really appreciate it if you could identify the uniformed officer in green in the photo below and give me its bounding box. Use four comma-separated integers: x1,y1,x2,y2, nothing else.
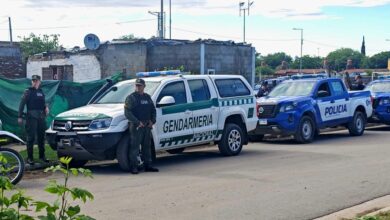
18,75,49,165
124,78,158,174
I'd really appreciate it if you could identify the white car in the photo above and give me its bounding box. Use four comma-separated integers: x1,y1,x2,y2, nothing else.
46,73,258,170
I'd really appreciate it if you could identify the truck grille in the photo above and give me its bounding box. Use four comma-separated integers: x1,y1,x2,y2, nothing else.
53,120,91,131
258,104,277,118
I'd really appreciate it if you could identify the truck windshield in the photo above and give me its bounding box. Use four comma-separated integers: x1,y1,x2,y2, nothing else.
268,81,316,97
96,81,160,104
366,82,390,93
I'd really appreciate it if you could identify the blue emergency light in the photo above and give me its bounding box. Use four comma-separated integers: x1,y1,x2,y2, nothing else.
291,74,326,80
378,75,390,80
136,70,181,77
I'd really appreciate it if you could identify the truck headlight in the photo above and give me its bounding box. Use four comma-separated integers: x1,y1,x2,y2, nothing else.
279,102,297,112
89,118,112,130
379,98,390,105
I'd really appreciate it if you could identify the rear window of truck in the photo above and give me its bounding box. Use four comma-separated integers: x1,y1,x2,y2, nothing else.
215,79,250,98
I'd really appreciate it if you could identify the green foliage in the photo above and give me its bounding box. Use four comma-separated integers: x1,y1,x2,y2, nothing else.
115,34,143,41
258,52,293,69
326,48,364,71
256,66,275,75
0,155,95,220
18,33,61,60
38,156,94,220
367,51,390,69
290,55,323,69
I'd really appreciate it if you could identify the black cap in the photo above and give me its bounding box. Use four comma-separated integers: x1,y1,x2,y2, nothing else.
135,78,145,86
31,75,41,81
262,81,268,86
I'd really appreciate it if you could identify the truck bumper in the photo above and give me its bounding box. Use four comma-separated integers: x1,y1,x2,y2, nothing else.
369,107,390,124
248,112,299,136
46,131,123,160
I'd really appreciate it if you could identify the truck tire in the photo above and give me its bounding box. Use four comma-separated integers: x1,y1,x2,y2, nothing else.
57,153,88,168
295,115,315,144
167,148,185,154
116,135,131,171
218,123,244,156
248,134,264,142
348,111,366,136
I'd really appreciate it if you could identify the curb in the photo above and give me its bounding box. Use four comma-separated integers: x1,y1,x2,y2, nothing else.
315,195,390,220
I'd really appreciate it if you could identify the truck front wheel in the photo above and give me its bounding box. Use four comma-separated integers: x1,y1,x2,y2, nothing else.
218,123,243,156
295,116,315,144
348,111,366,136
116,135,131,171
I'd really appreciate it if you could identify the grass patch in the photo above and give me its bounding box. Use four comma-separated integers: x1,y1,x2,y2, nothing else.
351,211,390,220
19,144,58,161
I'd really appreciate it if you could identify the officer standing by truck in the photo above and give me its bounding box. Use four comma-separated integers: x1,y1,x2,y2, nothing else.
124,78,158,174
18,75,49,165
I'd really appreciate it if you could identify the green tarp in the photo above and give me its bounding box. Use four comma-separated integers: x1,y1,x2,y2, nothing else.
0,73,122,138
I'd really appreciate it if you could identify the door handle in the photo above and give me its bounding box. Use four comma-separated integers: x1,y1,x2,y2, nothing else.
184,110,191,115
330,100,335,103
345,98,349,101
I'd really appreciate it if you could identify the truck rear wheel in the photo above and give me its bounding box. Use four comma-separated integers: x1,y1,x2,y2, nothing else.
295,116,315,144
348,111,366,136
218,123,243,156
116,135,131,171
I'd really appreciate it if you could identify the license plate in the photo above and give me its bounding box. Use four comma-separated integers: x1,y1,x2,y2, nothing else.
58,132,77,136
259,119,268,125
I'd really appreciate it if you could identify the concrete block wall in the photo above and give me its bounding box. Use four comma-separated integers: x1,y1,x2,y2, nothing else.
0,44,25,79
147,44,201,74
98,43,147,79
205,44,253,82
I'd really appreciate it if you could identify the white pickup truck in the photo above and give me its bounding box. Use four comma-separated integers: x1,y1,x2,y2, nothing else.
46,73,258,170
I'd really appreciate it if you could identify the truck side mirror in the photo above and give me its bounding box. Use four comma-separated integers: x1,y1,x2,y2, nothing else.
317,90,330,98
157,96,175,107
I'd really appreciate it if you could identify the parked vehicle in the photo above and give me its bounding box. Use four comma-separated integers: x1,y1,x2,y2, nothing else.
0,120,25,184
46,72,258,170
249,77,373,143
365,79,390,124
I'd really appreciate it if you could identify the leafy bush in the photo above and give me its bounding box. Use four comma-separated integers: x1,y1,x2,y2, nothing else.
0,155,95,220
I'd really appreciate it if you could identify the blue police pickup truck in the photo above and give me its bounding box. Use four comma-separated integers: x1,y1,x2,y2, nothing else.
249,77,373,143
365,79,390,124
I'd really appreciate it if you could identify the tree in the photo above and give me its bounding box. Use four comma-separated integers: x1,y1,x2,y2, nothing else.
368,51,390,69
18,33,61,60
114,34,142,41
259,52,293,69
256,66,274,76
326,48,364,71
290,55,323,69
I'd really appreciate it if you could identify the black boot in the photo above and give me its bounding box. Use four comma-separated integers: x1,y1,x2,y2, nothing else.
39,157,49,163
130,167,139,175
144,166,159,172
26,158,34,166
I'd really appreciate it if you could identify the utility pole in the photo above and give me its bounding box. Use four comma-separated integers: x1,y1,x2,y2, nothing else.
8,17,13,45
293,28,303,74
160,0,164,39
169,0,172,39
239,1,254,44
149,11,161,37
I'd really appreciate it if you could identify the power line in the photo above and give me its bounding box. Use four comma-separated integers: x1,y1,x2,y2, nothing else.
172,27,298,42
0,18,155,30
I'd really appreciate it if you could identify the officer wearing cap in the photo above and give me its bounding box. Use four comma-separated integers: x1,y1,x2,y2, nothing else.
124,78,158,174
256,81,270,98
18,75,49,165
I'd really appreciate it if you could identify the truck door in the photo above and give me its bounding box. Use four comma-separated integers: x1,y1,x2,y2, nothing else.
315,82,334,125
188,78,219,143
329,80,350,123
155,80,193,150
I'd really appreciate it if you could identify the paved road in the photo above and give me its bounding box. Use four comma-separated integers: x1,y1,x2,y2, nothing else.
21,126,390,220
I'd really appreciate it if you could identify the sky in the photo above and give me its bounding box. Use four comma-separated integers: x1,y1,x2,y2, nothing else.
0,0,389,57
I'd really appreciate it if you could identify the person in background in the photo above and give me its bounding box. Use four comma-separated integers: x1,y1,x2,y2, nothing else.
18,75,49,165
256,81,270,98
353,75,365,90
343,71,352,90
